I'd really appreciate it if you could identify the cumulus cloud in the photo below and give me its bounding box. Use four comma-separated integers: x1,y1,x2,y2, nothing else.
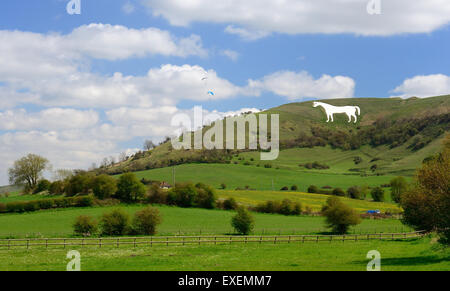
392,74,450,98
122,2,136,14
248,71,355,100
220,49,240,61
144,0,450,39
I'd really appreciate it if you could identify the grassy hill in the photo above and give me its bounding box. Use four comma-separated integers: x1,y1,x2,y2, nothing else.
100,95,449,189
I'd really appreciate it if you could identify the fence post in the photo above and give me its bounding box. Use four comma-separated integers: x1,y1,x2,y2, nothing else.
167,237,169,247
342,235,345,243
64,239,66,249
117,238,119,248
99,238,102,248
288,236,291,244
46,239,48,249
27,240,29,249
134,238,136,248
260,236,262,244
274,237,277,244
302,236,305,244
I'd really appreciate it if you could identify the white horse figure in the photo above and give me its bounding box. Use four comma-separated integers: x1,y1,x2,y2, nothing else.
313,102,361,123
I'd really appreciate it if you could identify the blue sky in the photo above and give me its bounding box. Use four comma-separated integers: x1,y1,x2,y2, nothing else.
0,0,449,184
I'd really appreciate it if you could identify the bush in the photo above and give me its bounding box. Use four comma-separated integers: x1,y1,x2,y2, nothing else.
332,188,345,197
100,209,131,236
49,181,65,195
195,183,216,209
146,184,168,204
231,207,255,235
116,173,146,202
308,185,319,193
34,179,51,194
24,201,39,212
390,176,408,203
74,196,94,207
322,197,361,234
347,186,361,199
222,198,238,210
65,173,94,197
290,185,298,191
279,199,294,215
280,186,289,191
92,174,117,200
371,187,385,202
167,183,198,207
38,199,54,209
0,203,6,213
264,164,272,168
73,215,98,237
132,206,162,235
6,201,26,213
220,183,227,189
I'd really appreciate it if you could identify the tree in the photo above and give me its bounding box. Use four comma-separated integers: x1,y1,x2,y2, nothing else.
8,154,50,191
322,197,361,234
390,176,408,203
100,209,130,236
195,183,216,209
167,183,198,207
401,135,450,243
332,188,345,197
65,173,94,197
34,179,51,194
52,169,73,181
132,206,162,235
49,181,65,195
92,174,117,200
144,140,156,151
371,187,385,202
73,215,98,237
347,186,361,199
231,207,255,235
116,173,146,202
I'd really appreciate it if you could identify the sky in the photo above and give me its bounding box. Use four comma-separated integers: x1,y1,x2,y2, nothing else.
0,0,449,184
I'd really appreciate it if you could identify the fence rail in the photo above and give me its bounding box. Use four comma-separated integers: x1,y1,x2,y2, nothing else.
0,231,426,250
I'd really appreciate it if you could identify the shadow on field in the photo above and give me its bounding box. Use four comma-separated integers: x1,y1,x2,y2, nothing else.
353,255,449,267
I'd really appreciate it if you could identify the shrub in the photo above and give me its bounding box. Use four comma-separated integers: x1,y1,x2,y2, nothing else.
264,164,272,168
231,207,255,235
146,184,168,204
116,173,146,202
195,183,216,209
38,199,54,209
292,202,302,215
24,201,39,212
347,186,361,199
390,176,408,203
307,185,319,193
280,186,289,191
34,179,51,194
167,183,198,208
322,197,361,234
74,196,94,207
291,185,298,191
6,201,26,213
132,206,162,235
65,173,94,197
73,215,98,237
353,156,363,165
222,198,238,210
100,209,131,236
0,203,6,213
220,183,227,189
49,181,65,195
92,174,117,200
332,188,345,197
371,187,385,202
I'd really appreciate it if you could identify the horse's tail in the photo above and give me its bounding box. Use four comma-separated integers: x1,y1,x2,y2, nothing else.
355,106,361,115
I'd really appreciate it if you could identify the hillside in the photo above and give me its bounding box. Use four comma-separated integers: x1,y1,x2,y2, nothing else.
100,95,449,186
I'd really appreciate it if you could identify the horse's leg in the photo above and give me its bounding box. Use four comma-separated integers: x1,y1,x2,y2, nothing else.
326,114,330,122
347,114,352,123
354,114,357,123
331,114,334,122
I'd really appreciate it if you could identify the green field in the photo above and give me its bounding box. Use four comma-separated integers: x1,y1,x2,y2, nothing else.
217,190,401,213
132,163,397,197
0,204,410,239
1,236,448,271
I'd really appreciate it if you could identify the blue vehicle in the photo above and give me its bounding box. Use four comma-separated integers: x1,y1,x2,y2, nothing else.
367,210,381,214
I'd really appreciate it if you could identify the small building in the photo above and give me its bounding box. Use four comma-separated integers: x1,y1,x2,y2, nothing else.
160,181,172,190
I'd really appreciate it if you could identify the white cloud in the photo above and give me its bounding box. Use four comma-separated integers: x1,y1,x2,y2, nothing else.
0,108,99,131
122,2,135,14
248,71,355,100
392,74,450,98
144,0,450,39
220,49,240,61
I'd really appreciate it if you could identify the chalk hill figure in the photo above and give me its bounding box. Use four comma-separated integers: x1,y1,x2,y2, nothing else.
313,102,361,123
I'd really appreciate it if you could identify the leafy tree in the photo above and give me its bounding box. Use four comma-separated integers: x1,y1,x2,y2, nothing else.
100,209,130,236
401,136,450,243
291,185,298,191
73,215,98,237
132,206,162,235
390,176,408,203
8,154,50,191
167,183,198,207
332,188,345,196
116,173,146,202
144,140,156,151
146,183,168,204
307,185,319,193
195,183,216,209
322,197,361,234
92,174,117,200
65,173,94,197
231,207,255,235
34,179,51,194
49,181,65,195
223,197,238,210
371,187,385,202
347,186,361,199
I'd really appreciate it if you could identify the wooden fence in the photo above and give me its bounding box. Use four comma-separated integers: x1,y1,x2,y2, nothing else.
0,231,426,250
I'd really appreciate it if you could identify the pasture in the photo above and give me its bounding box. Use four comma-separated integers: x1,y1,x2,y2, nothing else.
0,236,448,271
0,204,409,239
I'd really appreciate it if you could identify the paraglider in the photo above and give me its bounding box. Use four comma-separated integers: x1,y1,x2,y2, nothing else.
207,91,215,96
201,71,215,97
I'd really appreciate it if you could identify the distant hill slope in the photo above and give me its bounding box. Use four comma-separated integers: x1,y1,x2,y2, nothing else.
101,95,449,177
